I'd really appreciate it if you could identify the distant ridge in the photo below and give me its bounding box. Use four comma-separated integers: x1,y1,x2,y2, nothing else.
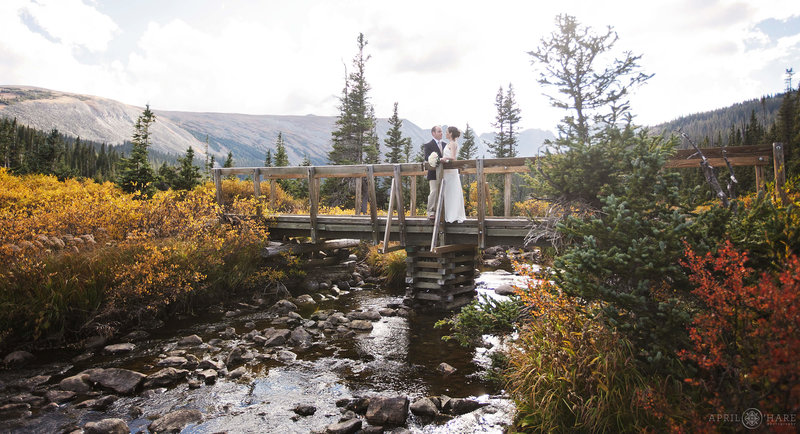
0,85,555,166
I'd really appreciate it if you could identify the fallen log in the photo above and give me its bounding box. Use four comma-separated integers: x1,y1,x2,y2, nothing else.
262,239,362,258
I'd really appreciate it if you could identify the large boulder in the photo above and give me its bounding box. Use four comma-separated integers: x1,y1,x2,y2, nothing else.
157,356,188,367
148,409,203,433
84,368,146,395
409,397,438,417
177,334,203,346
289,327,313,346
84,418,128,434
269,299,298,315
348,320,373,331
494,284,516,296
261,328,291,346
365,396,409,427
444,398,486,415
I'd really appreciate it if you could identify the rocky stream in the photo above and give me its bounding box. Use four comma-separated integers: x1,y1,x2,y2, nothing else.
0,249,531,434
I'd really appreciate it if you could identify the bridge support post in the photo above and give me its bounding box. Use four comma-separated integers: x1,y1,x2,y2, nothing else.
405,244,478,310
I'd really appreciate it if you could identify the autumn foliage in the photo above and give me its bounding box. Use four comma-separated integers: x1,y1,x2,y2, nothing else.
680,240,800,416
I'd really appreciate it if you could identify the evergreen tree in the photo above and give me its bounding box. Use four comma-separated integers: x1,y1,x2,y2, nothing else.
173,146,202,190
273,132,289,167
264,149,273,167
117,105,157,197
384,102,411,163
324,33,380,209
528,14,652,145
223,151,234,168
488,84,522,158
458,123,478,160
155,162,177,191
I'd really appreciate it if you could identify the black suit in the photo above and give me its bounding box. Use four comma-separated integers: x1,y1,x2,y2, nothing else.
423,139,443,181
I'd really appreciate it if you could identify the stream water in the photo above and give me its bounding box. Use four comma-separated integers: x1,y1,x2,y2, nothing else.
0,270,526,433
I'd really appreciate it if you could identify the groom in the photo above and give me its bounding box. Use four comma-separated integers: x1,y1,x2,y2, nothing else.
423,125,444,219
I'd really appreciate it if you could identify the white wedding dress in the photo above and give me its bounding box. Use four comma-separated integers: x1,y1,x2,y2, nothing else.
442,141,467,223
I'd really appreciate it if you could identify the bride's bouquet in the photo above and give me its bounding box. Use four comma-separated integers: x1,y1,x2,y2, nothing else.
427,152,439,168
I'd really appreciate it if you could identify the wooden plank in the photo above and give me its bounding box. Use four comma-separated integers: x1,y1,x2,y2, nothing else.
672,144,772,159
504,173,511,217
253,169,262,198
262,239,361,258
431,165,446,251
414,281,446,290
367,165,379,245
308,167,318,243
476,158,486,249
410,176,417,216
383,177,396,253
213,169,223,204
664,156,769,168
433,244,477,255
269,179,276,210
437,274,474,286
755,165,765,193
448,285,477,296
414,292,442,301
354,177,362,216
393,164,407,246
774,142,787,204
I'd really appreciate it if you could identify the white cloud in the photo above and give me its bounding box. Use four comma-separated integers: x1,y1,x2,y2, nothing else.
21,0,118,52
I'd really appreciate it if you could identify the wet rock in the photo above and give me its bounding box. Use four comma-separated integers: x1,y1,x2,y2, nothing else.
12,374,50,392
104,343,135,354
290,327,312,346
276,350,297,363
319,282,330,292
445,398,486,415
10,393,46,406
484,246,505,257
121,330,150,342
224,310,241,318
494,284,516,296
148,409,203,433
338,281,351,291
359,426,384,434
198,358,225,371
75,395,117,410
197,369,218,385
244,321,257,329
483,258,503,268
177,334,203,346
84,368,146,395
72,351,93,363
3,350,34,366
325,418,362,434
294,294,316,305
45,389,76,403
228,367,247,379
187,379,203,389
345,397,370,414
378,308,397,317
221,327,237,339
348,320,373,331
270,299,298,315
410,397,438,417
84,418,128,434
0,403,32,420
261,328,291,347
243,329,261,341
348,310,381,321
183,353,199,370
144,368,189,388
226,347,247,366
293,404,316,416
59,373,92,393
437,362,457,376
365,396,409,427
157,356,188,367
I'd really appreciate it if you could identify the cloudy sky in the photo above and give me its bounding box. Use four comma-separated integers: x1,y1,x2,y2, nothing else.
1,0,798,134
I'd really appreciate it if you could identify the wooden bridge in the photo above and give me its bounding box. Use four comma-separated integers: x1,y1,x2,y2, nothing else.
212,143,785,309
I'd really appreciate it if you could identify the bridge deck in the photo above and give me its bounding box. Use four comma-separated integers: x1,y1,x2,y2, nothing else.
265,214,533,247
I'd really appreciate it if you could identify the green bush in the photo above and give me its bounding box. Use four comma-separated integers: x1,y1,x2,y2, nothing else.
435,293,523,347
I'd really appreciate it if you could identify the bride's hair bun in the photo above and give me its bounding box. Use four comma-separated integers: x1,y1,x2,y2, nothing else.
447,126,461,139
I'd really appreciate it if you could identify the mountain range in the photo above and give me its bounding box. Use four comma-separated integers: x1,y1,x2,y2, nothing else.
0,86,555,166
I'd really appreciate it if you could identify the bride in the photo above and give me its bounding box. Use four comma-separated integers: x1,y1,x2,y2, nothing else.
440,126,467,223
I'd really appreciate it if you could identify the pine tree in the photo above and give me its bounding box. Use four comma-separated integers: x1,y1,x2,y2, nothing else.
528,14,652,145
324,33,380,209
273,132,289,167
384,102,411,163
117,105,157,197
173,146,202,190
264,149,273,167
458,123,478,160
488,84,522,158
223,151,234,168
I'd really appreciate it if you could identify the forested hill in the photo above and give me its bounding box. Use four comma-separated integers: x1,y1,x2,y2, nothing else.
652,93,785,147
